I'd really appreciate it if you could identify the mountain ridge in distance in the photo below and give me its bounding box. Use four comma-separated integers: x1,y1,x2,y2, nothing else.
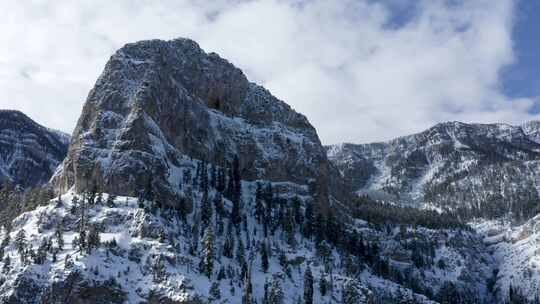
0,109,69,188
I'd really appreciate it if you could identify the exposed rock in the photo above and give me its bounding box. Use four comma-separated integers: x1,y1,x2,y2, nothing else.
0,271,126,304
53,38,333,210
0,274,42,304
327,121,540,219
0,110,69,188
42,272,127,304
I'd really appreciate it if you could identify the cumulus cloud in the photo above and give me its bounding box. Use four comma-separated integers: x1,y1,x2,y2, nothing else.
0,0,537,144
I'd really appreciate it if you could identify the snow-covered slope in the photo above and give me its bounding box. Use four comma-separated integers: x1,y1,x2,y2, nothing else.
0,110,69,188
0,182,495,303
327,121,540,220
474,215,540,302
0,185,372,303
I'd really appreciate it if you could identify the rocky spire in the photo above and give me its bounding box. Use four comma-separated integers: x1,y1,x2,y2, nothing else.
53,38,332,210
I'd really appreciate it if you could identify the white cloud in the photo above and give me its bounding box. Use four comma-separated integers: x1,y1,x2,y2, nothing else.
0,0,537,144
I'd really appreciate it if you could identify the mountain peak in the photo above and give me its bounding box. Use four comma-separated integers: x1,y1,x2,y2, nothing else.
53,37,332,210
328,120,540,216
0,109,69,188
0,109,39,127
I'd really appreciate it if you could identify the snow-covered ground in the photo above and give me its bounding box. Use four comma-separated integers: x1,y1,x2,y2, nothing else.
473,216,540,302
0,187,372,303
0,180,500,303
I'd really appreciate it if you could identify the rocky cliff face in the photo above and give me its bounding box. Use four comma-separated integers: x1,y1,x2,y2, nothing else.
327,121,540,220
53,38,331,209
0,110,69,188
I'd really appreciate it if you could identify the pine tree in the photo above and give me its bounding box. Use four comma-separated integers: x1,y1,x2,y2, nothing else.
210,281,221,300
34,238,48,264
87,225,101,254
240,261,248,281
223,221,235,259
313,212,326,243
303,203,314,238
242,268,253,304
342,280,362,304
304,266,314,304
95,191,103,205
231,197,242,226
2,255,10,273
199,226,215,278
292,196,302,224
217,167,225,193
268,277,284,304
0,232,9,261
106,194,116,208
78,193,89,242
263,279,270,304
70,195,80,215
261,242,269,273
230,157,242,226
278,250,288,269
225,168,234,200
438,282,462,304
190,215,201,255
343,253,357,276
264,183,273,220
397,288,415,304
14,229,27,258
316,241,332,266
283,207,296,246
217,266,226,281
319,271,328,296
64,255,74,270
214,193,224,217
55,223,64,251
152,255,167,283
196,161,207,193
210,165,217,189
144,176,155,203
232,156,241,201
236,237,246,266
201,189,213,227
255,183,265,222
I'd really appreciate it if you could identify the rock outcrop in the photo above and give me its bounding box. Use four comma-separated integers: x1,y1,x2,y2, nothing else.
53,38,332,209
0,110,69,188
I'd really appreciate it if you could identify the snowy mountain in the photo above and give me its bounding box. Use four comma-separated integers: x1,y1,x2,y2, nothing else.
326,121,540,303
52,39,337,215
0,38,538,304
0,110,69,188
327,121,540,221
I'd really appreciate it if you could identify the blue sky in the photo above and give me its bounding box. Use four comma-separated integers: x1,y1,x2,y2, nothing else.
383,0,540,102
0,0,538,144
502,0,540,101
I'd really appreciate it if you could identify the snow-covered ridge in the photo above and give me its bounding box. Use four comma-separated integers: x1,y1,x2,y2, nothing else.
327,121,540,219
0,109,69,188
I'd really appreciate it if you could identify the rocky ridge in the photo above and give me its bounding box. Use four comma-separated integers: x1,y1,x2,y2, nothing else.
52,38,332,211
327,121,540,220
0,110,69,188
